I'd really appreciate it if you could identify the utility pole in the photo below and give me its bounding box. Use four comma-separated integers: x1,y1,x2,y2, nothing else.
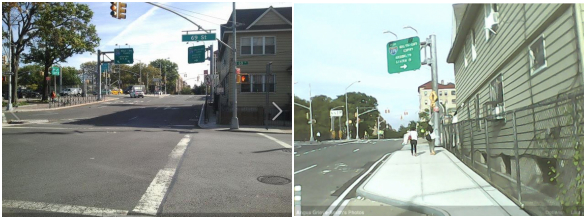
230,2,239,129
430,34,441,149
59,66,62,95
265,62,272,130
356,106,359,139
378,116,381,140
6,22,13,111
97,50,101,100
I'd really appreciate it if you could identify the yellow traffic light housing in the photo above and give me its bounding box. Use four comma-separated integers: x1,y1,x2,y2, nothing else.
110,2,117,18
118,2,127,19
240,74,249,83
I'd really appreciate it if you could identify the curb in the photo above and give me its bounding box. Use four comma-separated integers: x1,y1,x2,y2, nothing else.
5,97,119,112
2,113,6,124
355,152,450,216
8,119,50,124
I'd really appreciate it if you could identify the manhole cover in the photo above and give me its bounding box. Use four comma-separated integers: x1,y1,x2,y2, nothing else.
257,176,291,185
282,148,292,153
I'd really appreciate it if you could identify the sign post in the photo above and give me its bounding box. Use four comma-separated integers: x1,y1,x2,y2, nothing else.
386,36,421,74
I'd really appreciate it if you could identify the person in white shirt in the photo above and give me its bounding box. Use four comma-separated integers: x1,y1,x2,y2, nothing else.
409,127,418,156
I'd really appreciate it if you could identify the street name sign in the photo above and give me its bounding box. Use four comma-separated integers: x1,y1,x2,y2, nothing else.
236,61,248,66
182,33,215,42
51,66,60,76
188,45,206,64
114,48,134,64
387,36,421,74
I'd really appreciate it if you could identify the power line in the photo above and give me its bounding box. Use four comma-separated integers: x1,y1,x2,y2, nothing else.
157,2,228,22
152,2,224,26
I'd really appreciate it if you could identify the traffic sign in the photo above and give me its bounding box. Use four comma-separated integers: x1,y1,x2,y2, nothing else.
114,48,134,64
101,63,109,73
188,45,206,63
236,61,248,66
330,110,343,117
51,66,60,76
386,37,421,74
181,33,215,42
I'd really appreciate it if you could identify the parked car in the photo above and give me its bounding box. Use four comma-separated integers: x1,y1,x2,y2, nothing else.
60,88,82,96
111,89,123,95
17,89,41,99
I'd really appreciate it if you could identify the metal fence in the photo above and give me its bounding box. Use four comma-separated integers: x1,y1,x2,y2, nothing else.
49,95,104,108
442,88,584,216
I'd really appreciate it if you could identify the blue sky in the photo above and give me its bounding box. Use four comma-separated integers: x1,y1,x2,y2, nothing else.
294,3,456,130
11,2,291,87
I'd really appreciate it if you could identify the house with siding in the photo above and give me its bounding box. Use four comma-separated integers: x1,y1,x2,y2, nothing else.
216,6,292,125
447,3,583,215
418,80,457,114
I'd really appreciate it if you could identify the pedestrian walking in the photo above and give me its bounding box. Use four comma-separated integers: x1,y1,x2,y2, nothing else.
408,127,418,156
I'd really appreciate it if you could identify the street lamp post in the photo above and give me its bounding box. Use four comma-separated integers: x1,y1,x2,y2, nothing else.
294,82,314,142
345,81,360,140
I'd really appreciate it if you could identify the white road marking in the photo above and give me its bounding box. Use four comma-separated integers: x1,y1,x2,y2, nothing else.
2,200,128,216
129,116,138,121
132,135,191,216
353,149,360,152
294,164,317,174
9,111,20,120
333,199,351,216
257,133,291,148
323,153,391,216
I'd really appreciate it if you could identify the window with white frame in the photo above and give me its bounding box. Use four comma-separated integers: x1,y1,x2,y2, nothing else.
484,4,499,40
451,90,456,95
241,74,276,93
489,74,505,118
471,29,477,61
529,35,547,75
241,36,276,55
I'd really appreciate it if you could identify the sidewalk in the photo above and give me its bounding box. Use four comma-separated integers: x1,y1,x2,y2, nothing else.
356,143,529,216
2,96,120,113
197,104,291,134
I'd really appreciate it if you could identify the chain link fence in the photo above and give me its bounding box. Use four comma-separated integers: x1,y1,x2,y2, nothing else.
442,88,583,216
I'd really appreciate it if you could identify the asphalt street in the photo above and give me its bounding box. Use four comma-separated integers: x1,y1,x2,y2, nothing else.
293,139,406,216
2,95,291,216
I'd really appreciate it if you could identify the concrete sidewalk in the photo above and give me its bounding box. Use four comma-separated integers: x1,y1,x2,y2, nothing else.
197,104,291,134
356,142,529,216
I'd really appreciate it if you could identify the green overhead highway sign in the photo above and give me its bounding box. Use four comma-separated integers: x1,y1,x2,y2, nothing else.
188,45,206,64
51,66,60,76
115,48,134,64
182,33,215,42
236,61,248,66
386,36,421,74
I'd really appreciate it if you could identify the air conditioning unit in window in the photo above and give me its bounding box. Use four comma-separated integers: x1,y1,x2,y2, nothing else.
484,12,499,34
483,101,505,121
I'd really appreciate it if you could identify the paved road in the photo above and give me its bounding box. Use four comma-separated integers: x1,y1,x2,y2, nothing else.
293,139,407,216
2,95,291,216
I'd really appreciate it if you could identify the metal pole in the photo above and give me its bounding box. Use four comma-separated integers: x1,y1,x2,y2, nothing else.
469,119,475,165
484,118,491,180
97,50,101,100
265,62,272,130
230,2,239,129
356,106,359,140
512,110,522,203
378,116,380,140
345,92,350,140
59,66,62,95
431,34,441,148
309,84,314,142
339,117,342,140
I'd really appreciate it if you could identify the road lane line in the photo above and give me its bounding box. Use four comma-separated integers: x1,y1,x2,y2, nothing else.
333,199,351,216
294,164,317,175
132,135,191,216
9,111,20,120
257,133,291,148
129,116,138,121
2,200,128,216
323,153,391,216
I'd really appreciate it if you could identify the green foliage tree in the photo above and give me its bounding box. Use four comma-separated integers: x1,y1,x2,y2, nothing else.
3,2,45,104
150,59,178,94
191,82,206,95
180,86,193,95
60,66,81,87
17,64,44,91
22,2,100,101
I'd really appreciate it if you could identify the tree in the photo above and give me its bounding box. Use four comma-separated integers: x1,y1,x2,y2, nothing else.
22,2,100,101
60,66,81,87
3,2,45,104
180,86,193,95
17,64,43,90
150,59,178,94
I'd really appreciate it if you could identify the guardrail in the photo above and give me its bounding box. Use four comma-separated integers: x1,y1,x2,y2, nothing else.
442,88,583,216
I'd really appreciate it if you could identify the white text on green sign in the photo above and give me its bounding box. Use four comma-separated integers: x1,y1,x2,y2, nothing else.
51,66,60,76
115,48,134,64
182,33,215,42
386,37,421,74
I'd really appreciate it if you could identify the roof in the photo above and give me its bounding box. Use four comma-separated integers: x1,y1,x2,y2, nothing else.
447,4,481,63
418,81,456,93
219,6,292,58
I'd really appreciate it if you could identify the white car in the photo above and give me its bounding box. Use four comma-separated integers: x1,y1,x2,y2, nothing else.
130,89,144,98
60,88,82,96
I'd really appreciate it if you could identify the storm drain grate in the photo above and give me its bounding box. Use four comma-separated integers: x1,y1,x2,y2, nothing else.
257,176,291,185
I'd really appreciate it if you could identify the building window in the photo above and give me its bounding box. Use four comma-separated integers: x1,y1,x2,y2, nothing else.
241,36,276,55
464,44,469,67
489,74,505,119
451,90,456,95
241,74,276,93
445,91,448,96
529,35,547,75
424,91,428,96
471,30,477,61
484,4,499,40
452,99,456,103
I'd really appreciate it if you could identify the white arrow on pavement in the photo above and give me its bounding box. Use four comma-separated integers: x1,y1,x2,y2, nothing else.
272,102,282,121
400,64,407,69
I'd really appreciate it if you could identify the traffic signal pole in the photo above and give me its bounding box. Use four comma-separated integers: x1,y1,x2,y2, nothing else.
230,2,239,129
430,34,440,149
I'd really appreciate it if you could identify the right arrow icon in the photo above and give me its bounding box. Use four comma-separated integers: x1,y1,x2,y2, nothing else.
400,64,407,69
272,102,282,121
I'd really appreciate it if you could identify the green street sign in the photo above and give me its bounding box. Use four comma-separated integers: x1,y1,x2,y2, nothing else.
182,33,215,42
188,45,206,64
236,61,248,66
114,48,134,64
51,66,60,76
387,37,421,74
101,63,109,73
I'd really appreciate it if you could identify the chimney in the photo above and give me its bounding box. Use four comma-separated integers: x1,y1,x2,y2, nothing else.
441,80,444,85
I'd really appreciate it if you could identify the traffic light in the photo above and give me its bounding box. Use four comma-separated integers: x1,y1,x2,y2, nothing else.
236,68,241,83
118,2,127,19
240,74,249,84
110,2,117,18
